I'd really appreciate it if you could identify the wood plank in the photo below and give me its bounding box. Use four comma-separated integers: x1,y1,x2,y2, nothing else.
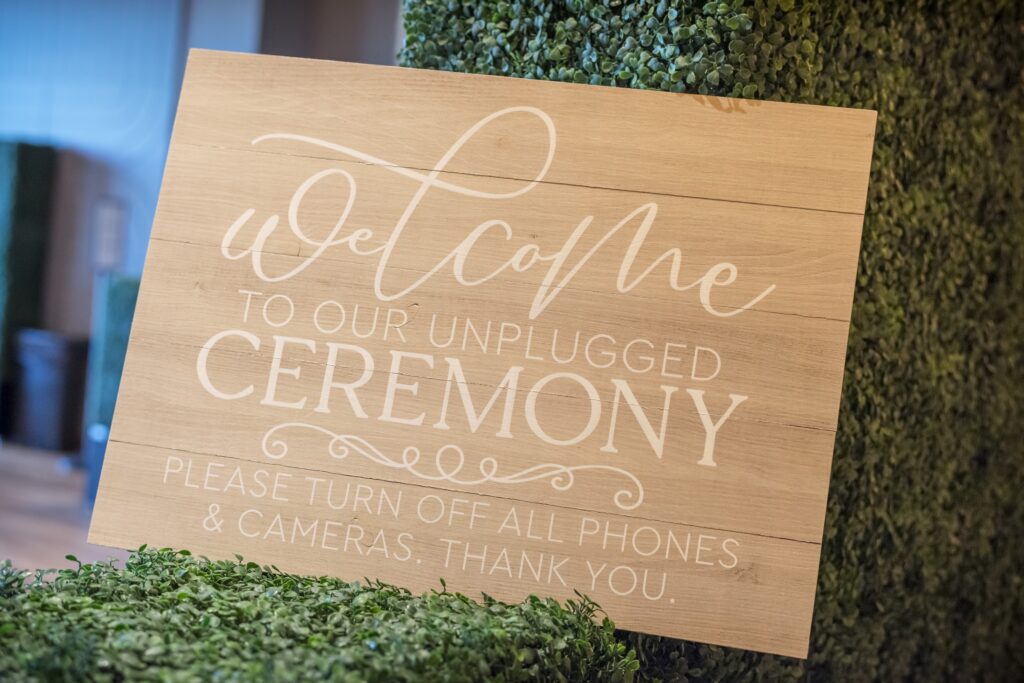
113,333,837,543
127,238,851,433
154,142,865,322
90,440,819,658
173,50,876,215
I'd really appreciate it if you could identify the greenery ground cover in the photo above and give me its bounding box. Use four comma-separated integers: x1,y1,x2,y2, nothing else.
0,548,638,682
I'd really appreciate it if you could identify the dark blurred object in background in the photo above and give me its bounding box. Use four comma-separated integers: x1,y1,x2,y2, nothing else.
261,0,401,65
82,272,138,505
0,142,55,436
13,328,87,451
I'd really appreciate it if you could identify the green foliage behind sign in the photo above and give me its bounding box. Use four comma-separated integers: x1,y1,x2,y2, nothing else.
402,1,1024,680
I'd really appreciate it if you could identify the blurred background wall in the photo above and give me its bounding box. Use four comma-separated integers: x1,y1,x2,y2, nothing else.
0,0,400,335
261,0,402,65
0,0,402,568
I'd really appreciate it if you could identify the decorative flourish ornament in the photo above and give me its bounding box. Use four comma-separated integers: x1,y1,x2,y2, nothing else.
262,422,645,510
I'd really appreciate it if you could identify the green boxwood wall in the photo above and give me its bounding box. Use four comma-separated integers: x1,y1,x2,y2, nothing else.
401,1,1024,680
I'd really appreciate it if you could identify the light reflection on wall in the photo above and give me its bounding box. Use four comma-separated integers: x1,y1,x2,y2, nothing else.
0,0,262,335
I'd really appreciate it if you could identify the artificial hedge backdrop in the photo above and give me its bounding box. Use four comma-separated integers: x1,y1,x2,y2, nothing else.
402,1,1024,681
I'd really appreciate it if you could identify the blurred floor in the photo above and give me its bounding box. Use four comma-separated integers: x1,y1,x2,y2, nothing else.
0,443,128,569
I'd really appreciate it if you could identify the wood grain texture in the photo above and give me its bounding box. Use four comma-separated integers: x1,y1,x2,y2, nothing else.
156,144,866,321
92,440,821,657
172,50,875,214
90,49,876,658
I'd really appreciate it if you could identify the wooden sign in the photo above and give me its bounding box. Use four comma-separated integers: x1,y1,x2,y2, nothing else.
89,49,876,657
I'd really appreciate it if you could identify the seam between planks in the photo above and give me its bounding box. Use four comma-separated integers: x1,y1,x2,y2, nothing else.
107,436,826,547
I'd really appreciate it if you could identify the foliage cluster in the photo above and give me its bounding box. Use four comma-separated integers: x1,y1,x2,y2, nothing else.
0,548,638,682
402,1,1024,680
